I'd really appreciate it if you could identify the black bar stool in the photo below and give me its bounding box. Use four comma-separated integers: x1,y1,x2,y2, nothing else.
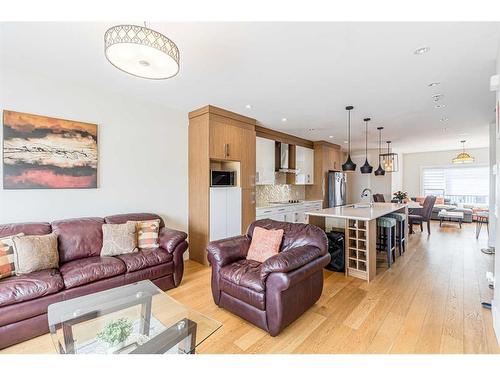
385,212,406,255
376,216,397,267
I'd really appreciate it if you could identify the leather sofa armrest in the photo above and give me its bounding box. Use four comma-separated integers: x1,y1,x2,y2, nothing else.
159,227,188,254
207,235,251,268
266,253,331,291
260,245,324,281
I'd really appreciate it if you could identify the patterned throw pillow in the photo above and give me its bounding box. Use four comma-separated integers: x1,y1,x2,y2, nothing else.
12,233,59,275
101,222,138,256
246,227,284,263
0,234,24,279
129,219,161,250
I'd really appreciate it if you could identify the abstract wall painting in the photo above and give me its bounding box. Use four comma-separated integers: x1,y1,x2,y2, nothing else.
2,110,98,189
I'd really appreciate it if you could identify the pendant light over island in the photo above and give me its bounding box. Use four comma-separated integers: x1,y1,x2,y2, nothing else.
360,117,373,174
374,126,386,176
342,105,357,172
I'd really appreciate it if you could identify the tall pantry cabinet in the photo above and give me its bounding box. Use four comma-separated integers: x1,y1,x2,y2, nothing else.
188,105,256,265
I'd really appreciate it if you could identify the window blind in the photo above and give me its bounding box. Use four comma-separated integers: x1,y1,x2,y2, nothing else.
421,166,489,199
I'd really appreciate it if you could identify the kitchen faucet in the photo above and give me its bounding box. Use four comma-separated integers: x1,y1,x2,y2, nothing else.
361,188,373,206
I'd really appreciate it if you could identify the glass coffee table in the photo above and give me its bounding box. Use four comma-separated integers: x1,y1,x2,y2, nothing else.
47,280,221,354
438,210,464,228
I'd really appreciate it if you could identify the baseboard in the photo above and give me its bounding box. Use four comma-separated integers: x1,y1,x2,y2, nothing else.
493,300,500,347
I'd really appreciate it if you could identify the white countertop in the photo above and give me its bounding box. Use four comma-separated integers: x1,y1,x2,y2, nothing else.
256,200,323,209
306,202,407,221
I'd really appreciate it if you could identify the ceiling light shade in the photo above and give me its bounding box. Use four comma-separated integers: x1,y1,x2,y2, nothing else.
360,118,373,174
452,140,474,164
374,126,385,176
380,141,399,173
342,106,356,172
104,24,180,80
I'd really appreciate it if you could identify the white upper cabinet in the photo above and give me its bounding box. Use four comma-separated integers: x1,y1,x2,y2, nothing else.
295,145,314,185
256,137,275,185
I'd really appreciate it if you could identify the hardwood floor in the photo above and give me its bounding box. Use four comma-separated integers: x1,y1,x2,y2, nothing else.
2,221,498,354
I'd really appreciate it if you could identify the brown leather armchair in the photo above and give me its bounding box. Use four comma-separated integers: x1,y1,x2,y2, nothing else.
207,219,330,336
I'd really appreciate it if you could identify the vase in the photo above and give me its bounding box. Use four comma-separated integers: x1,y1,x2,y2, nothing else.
106,341,126,354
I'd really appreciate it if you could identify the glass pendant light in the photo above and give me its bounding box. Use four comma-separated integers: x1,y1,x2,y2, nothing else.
374,126,385,176
452,140,474,164
342,106,357,172
360,118,373,174
380,141,399,173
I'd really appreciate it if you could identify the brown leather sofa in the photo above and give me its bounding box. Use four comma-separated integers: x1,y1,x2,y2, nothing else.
207,219,330,336
0,213,188,349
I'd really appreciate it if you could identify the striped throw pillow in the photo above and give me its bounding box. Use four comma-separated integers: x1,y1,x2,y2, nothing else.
0,233,24,279
129,220,160,250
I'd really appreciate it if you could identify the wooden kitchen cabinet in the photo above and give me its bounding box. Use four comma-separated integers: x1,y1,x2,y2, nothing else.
189,105,256,265
209,120,242,161
295,145,314,185
256,136,276,185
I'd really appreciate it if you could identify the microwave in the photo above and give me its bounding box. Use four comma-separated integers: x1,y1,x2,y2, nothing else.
211,170,236,186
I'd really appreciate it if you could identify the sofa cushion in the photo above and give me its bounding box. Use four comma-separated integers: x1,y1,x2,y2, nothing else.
52,217,104,263
220,259,265,292
12,233,59,275
116,248,173,273
0,268,64,307
0,222,51,238
220,278,265,310
104,213,164,228
60,256,126,289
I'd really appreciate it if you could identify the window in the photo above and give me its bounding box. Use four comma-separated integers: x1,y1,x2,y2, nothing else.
421,165,489,205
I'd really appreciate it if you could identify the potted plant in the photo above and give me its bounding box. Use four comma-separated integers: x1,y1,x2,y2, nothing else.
393,191,408,203
96,318,133,353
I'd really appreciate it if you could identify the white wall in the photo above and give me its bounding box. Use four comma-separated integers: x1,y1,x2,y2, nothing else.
493,43,500,345
0,66,188,232
402,147,490,197
347,149,392,203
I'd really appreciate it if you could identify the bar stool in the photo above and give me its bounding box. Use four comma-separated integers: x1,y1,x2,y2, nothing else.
377,217,397,267
385,212,406,255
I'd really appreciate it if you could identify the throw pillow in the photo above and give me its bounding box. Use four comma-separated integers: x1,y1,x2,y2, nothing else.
129,219,161,249
12,233,59,275
246,227,284,263
101,222,138,256
435,197,445,205
0,234,24,279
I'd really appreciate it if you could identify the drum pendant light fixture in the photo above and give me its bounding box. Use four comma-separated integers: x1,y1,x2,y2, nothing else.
342,106,357,172
374,127,386,176
104,23,180,80
360,118,373,174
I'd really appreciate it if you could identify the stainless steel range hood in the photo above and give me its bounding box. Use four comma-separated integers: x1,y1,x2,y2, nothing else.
275,142,297,173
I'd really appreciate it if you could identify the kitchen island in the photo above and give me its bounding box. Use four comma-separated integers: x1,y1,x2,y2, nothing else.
306,202,408,282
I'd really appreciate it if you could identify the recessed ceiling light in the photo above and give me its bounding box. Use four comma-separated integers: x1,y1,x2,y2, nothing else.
440,117,449,122
428,82,440,87
307,128,315,131
414,46,430,55
435,104,446,109
432,94,444,102
344,140,349,144
329,135,334,139
281,118,287,122
458,132,470,136
245,104,252,109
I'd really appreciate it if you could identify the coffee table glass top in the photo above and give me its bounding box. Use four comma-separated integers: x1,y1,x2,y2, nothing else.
47,280,222,354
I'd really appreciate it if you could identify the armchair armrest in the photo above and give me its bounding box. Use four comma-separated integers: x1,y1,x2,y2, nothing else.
159,227,188,253
260,245,324,281
207,235,251,268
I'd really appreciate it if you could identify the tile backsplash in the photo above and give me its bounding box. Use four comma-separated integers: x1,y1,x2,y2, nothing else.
256,185,305,206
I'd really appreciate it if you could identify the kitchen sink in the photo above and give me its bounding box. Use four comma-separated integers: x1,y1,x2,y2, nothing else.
349,203,373,209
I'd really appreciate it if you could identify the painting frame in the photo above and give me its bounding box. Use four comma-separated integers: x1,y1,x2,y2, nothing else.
2,110,98,190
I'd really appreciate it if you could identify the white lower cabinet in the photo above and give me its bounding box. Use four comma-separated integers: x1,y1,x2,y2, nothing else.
210,187,242,241
256,201,323,224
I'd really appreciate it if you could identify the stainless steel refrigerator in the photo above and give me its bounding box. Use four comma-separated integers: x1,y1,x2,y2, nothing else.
328,170,347,207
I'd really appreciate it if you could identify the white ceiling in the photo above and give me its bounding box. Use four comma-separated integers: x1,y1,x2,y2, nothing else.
1,22,499,153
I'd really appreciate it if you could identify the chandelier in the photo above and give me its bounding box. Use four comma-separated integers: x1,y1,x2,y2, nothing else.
104,24,180,80
452,140,474,164
380,140,399,173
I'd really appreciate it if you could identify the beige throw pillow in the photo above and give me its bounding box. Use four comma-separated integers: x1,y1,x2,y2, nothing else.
101,222,138,256
12,233,59,275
